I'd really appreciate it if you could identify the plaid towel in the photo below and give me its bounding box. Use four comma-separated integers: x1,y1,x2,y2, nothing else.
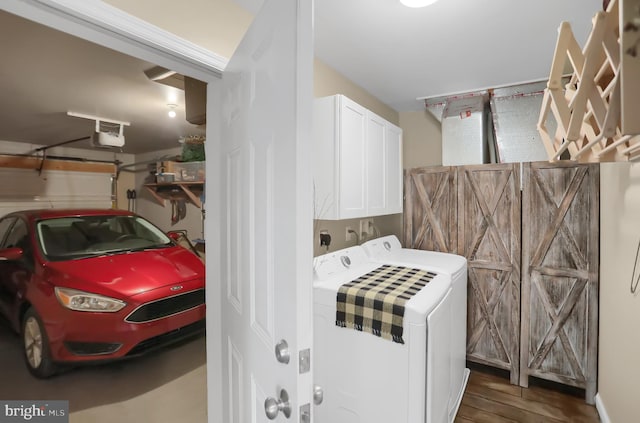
336,264,436,344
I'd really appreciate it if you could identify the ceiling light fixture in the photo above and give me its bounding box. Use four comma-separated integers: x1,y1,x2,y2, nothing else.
400,0,440,7
167,104,177,118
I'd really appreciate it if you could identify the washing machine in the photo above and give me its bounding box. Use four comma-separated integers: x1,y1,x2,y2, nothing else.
361,235,469,422
313,245,453,423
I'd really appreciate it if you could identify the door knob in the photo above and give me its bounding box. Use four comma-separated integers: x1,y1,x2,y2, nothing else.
313,385,324,405
264,389,291,419
275,339,290,364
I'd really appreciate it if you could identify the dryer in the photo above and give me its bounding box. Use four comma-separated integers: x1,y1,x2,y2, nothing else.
361,235,469,422
313,246,453,423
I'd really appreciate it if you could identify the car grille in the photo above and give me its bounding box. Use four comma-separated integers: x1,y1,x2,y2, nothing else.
125,288,205,323
126,319,205,357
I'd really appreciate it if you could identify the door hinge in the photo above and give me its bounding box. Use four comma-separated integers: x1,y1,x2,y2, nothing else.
299,348,310,374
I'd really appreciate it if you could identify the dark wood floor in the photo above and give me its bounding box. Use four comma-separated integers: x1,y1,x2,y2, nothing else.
455,368,600,422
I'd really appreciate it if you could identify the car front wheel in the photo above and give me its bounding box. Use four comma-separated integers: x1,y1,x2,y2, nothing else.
22,307,56,378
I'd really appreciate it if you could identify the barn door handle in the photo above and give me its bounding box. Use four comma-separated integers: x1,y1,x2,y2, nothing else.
265,389,291,419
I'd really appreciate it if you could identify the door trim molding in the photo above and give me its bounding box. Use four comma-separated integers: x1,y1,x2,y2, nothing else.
1,0,227,81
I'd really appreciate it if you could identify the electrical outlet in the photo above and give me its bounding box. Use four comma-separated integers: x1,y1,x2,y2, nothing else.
319,230,331,247
345,226,354,241
359,219,374,240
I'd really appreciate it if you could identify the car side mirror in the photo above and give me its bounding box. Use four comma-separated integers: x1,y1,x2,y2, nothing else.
167,231,182,242
0,247,24,261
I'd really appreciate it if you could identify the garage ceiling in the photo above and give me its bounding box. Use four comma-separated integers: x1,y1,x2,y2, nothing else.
0,10,205,155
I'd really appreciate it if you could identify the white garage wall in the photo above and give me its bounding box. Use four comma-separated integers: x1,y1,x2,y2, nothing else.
0,168,112,215
0,140,134,217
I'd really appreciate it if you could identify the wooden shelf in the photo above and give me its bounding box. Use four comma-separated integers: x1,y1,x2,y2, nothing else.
144,182,204,208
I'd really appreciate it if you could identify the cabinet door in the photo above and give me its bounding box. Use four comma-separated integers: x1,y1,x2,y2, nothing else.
520,162,599,404
314,94,402,220
385,123,403,215
367,113,387,216
403,166,457,253
338,96,367,219
366,113,403,217
458,163,521,385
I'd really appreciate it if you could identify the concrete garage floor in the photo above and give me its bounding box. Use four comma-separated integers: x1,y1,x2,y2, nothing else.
0,321,207,422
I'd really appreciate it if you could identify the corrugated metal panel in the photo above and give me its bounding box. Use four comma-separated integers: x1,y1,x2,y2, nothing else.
490,82,553,163
441,94,488,166
424,98,446,123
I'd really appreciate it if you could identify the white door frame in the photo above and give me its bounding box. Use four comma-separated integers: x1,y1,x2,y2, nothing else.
0,1,227,421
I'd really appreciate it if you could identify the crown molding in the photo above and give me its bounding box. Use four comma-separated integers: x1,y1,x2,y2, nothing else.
2,0,228,81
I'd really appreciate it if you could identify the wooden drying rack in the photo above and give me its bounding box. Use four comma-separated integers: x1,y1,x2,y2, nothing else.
538,0,640,162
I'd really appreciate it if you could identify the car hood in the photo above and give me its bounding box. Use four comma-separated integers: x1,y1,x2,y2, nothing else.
45,247,204,298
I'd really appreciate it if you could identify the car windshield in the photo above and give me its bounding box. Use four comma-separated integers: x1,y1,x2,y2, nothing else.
36,215,172,261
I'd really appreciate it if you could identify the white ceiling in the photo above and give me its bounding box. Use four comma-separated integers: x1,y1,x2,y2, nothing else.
0,0,605,155
312,0,604,111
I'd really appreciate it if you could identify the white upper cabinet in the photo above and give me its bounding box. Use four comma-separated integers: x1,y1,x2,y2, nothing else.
367,112,387,216
313,94,403,220
385,123,403,214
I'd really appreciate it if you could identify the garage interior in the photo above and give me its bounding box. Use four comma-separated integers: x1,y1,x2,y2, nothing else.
0,9,208,422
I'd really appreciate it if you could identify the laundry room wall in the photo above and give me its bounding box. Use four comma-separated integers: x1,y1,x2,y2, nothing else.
399,110,442,169
314,59,398,124
597,162,640,422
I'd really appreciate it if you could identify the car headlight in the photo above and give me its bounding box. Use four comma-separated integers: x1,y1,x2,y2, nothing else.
55,287,126,312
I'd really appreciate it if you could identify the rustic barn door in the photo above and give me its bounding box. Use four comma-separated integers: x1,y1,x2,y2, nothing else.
457,164,521,384
520,162,599,404
403,166,457,253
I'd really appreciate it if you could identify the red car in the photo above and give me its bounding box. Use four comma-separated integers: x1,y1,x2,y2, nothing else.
0,209,206,378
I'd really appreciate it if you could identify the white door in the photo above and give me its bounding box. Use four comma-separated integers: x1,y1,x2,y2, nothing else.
215,0,314,422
